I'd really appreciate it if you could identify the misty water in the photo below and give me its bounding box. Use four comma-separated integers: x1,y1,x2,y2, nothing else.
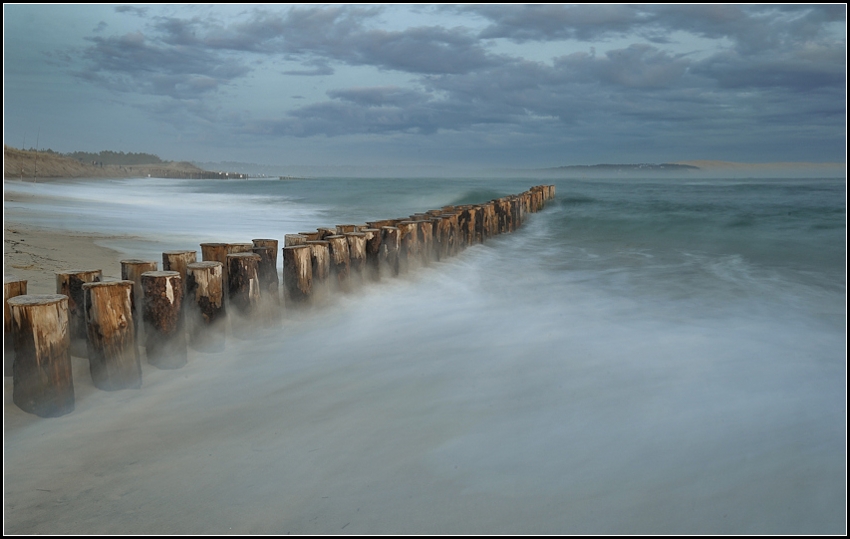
4,176,846,533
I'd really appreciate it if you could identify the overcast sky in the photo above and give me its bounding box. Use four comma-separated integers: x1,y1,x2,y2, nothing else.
3,4,846,168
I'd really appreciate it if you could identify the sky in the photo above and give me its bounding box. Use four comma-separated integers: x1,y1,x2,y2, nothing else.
3,4,846,169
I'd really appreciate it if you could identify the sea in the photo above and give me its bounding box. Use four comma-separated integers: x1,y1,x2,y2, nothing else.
3,175,846,534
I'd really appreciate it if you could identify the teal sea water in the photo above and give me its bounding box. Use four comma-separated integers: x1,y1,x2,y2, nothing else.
4,176,846,533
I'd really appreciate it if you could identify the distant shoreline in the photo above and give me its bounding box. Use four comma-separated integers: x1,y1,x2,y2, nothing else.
3,146,246,180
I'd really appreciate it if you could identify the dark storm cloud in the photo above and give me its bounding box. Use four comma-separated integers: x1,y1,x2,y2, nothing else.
250,87,468,137
59,4,843,162
694,44,846,91
77,5,496,103
78,31,248,99
465,5,844,47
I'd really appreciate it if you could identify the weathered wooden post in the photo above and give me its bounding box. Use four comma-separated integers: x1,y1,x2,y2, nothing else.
457,207,475,247
306,240,331,282
381,226,401,276
362,228,382,281
298,231,321,241
336,224,357,234
433,217,450,261
83,280,141,390
284,234,307,247
228,243,255,254
56,269,102,357
141,270,186,369
440,213,460,256
397,221,419,272
252,239,280,304
481,202,497,239
345,232,367,276
326,235,351,289
162,250,197,293
121,259,157,339
9,294,74,417
4,275,27,375
283,245,313,304
317,227,338,240
227,252,261,318
414,219,434,263
185,261,225,352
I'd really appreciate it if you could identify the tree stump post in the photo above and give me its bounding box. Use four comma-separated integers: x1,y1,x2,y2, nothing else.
4,275,27,376
326,235,351,289
336,224,357,234
185,261,225,352
9,294,74,417
284,234,307,247
397,221,419,272
56,269,102,357
252,240,280,307
141,271,186,369
362,228,382,281
440,213,460,256
345,232,367,276
121,259,157,341
226,253,261,318
283,245,313,304
415,219,434,263
306,240,331,282
317,227,337,240
297,231,321,241
83,281,141,390
381,226,401,276
162,250,197,294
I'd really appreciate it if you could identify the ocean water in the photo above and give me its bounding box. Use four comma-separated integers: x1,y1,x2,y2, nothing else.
3,176,846,534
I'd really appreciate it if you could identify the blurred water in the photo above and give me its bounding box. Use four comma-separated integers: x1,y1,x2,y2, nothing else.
3,176,846,533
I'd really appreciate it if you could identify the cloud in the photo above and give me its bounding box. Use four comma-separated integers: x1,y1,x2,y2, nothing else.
78,30,248,99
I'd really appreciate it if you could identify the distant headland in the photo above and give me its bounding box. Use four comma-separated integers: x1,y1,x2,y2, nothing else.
3,146,246,180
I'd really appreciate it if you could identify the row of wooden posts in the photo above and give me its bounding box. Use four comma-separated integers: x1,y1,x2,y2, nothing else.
4,185,556,418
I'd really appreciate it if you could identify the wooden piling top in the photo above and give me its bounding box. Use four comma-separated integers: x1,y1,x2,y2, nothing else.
82,280,134,290
8,293,68,307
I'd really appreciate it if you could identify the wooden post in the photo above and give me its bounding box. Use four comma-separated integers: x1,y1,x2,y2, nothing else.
228,243,254,254
362,228,382,280
226,253,261,317
56,269,102,357
440,213,460,256
284,234,307,247
326,235,351,288
185,261,225,352
345,232,367,275
460,206,480,246
306,240,331,282
121,259,157,340
336,224,357,234
83,281,141,390
141,271,186,369
9,294,74,417
397,221,419,272
4,275,27,376
283,245,313,304
366,219,396,230
317,227,337,240
298,231,321,241
162,250,197,293
416,219,434,263
381,226,400,276
252,240,280,303
433,217,449,261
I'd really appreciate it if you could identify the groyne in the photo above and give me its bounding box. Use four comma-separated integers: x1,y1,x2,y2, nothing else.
4,185,555,417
